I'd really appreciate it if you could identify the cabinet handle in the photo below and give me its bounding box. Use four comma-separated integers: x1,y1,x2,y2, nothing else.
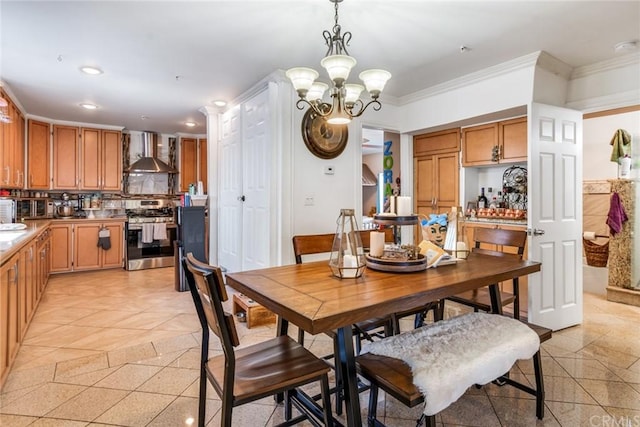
3,166,9,184
12,264,19,284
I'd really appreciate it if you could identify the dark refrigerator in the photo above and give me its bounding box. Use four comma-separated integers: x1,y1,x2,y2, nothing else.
174,206,207,292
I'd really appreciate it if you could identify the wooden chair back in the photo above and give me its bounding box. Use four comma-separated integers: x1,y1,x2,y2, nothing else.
292,228,394,264
184,252,240,350
472,227,527,259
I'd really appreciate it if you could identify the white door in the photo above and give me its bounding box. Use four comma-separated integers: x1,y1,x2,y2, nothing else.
217,88,272,273
241,89,271,271
528,102,583,330
218,105,243,273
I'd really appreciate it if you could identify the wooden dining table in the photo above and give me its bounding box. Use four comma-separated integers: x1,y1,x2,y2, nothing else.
225,252,541,426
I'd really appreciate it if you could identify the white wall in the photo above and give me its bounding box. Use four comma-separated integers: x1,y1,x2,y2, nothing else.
583,111,640,181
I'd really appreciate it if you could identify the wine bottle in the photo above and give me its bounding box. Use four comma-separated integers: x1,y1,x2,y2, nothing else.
478,187,488,209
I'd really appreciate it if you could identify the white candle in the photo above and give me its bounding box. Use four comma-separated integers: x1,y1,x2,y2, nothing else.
397,196,411,216
369,231,385,257
456,241,468,259
342,254,358,278
390,196,397,214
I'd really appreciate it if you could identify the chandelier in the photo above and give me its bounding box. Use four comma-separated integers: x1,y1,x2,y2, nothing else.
286,0,391,125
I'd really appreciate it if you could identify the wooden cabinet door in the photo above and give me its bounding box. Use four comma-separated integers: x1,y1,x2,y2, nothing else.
80,128,101,190
14,110,25,188
28,120,51,189
0,255,17,379
102,130,122,191
435,152,459,213
499,117,527,163
199,138,207,193
415,155,435,216
50,224,73,272
52,125,79,189
462,123,498,166
5,255,20,364
101,222,123,268
180,137,198,192
19,241,36,339
414,128,460,156
73,223,102,271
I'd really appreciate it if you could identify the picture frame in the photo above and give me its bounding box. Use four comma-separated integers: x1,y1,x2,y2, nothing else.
466,201,477,212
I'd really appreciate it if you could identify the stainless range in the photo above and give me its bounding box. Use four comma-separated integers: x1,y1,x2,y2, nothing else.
125,199,178,270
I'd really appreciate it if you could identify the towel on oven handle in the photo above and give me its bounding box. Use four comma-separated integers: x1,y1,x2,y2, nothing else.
141,223,154,244
153,223,167,240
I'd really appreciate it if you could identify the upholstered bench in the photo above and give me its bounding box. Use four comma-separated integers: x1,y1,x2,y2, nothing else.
357,312,551,427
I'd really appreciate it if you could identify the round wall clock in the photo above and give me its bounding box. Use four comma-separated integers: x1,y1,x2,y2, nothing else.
301,109,348,159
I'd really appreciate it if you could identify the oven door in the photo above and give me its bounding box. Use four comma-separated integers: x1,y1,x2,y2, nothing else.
126,223,177,270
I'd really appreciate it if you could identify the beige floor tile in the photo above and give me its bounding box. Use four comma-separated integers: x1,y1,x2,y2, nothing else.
181,377,221,401
65,328,148,352
208,401,276,426
44,387,129,422
106,342,158,367
23,325,104,348
92,391,175,426
54,353,109,380
556,357,626,383
29,419,89,426
0,383,86,417
153,313,201,332
489,396,560,426
133,349,187,368
529,376,597,405
628,358,640,373
21,322,65,341
576,378,640,410
1,362,56,393
517,356,570,378
439,393,501,426
94,364,162,391
13,347,103,372
168,348,201,369
483,371,536,400
55,366,121,387
30,307,97,325
603,407,640,425
136,366,200,395
546,401,611,426
0,413,38,426
577,342,639,370
151,333,199,355
110,311,180,330
70,310,136,327
146,396,221,426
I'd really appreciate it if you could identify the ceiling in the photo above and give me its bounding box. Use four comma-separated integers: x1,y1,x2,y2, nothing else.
1,1,639,135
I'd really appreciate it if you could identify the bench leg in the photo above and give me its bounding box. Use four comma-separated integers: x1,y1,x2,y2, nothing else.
533,350,545,419
367,382,379,427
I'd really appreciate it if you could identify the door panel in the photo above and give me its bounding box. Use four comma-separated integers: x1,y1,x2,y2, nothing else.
528,103,583,330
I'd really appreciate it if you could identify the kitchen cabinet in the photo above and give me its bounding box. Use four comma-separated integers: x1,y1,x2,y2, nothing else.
0,252,20,384
27,119,51,189
19,240,36,339
462,117,527,166
52,125,79,189
1,90,25,188
80,128,122,191
73,221,123,270
50,223,73,272
35,227,51,301
414,151,459,216
414,128,461,156
179,137,207,193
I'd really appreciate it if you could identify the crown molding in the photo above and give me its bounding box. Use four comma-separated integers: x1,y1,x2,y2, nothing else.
570,52,640,80
536,51,573,79
398,51,541,105
565,89,640,113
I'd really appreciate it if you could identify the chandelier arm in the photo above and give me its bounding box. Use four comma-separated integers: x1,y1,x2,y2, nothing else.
346,99,382,119
295,98,334,118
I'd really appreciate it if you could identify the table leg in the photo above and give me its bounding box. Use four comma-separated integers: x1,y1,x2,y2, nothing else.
336,325,362,427
488,283,504,315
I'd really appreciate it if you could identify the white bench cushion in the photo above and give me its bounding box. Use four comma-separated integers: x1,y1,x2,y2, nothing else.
361,312,540,416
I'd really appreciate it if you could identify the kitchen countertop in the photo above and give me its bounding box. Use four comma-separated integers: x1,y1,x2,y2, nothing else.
465,217,527,227
0,217,128,263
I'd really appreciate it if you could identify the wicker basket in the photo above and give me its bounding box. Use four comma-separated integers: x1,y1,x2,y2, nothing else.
583,238,609,267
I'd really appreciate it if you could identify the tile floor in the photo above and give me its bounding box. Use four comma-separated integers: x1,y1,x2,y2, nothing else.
1,267,639,426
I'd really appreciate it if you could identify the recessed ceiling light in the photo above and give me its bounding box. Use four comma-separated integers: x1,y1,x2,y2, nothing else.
80,66,103,75
185,121,197,127
614,41,637,52
213,100,227,107
80,103,98,110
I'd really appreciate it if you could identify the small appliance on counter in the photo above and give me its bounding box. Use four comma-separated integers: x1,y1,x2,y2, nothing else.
55,193,75,218
0,198,15,223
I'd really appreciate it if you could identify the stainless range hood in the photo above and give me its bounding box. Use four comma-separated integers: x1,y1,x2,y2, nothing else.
127,131,177,173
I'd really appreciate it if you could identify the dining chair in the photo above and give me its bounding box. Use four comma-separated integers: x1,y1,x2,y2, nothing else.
183,252,333,427
441,227,527,319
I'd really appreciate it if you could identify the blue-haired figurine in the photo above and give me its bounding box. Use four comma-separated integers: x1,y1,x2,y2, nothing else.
422,213,448,248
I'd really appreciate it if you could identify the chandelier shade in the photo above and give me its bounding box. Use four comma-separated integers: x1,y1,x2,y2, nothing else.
287,0,391,125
